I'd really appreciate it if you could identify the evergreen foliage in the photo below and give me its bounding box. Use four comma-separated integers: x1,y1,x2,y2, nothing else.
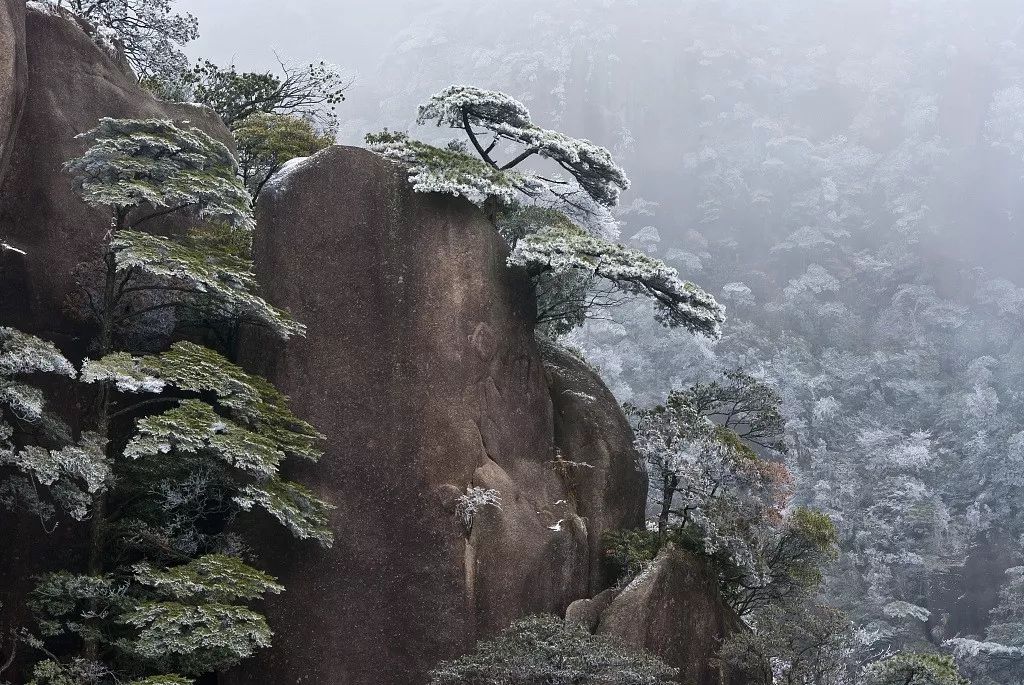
417,85,629,207
626,370,837,615
3,117,330,684
367,87,722,339
29,555,282,679
507,209,723,337
234,113,335,201
366,130,532,205
718,601,853,685
67,118,252,230
160,59,349,132
863,652,970,685
427,615,677,685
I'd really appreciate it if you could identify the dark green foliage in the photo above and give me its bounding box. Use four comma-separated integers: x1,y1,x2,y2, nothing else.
676,369,788,455
234,113,334,201
427,615,677,685
718,602,852,685
29,556,282,679
602,529,661,584
166,59,348,131
12,117,329,684
863,652,970,685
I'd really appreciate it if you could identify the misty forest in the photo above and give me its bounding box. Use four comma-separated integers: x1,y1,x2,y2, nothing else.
0,1,1023,684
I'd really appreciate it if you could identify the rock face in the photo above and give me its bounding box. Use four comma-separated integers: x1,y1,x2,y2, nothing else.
229,146,647,684
0,0,25,182
0,4,229,345
0,7,231,677
594,547,741,685
542,340,647,590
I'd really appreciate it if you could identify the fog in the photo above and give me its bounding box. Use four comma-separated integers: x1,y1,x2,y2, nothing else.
180,0,1024,677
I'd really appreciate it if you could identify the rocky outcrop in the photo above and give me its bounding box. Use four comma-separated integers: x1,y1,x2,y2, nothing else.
0,4,229,345
228,146,646,684
593,547,741,685
0,6,231,677
542,340,647,590
0,0,25,182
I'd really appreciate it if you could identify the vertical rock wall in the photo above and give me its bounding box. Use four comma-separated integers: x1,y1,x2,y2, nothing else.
229,146,646,684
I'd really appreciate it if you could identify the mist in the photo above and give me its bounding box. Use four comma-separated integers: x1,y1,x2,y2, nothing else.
55,0,1024,680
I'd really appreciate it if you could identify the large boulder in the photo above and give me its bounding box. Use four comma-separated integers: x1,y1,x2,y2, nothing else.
541,339,647,590
595,547,741,685
229,146,645,684
0,0,25,182
0,3,229,345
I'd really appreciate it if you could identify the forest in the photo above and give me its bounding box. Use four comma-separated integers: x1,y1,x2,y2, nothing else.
1,1,1023,684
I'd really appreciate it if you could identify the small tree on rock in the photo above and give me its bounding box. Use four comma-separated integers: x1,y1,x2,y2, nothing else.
233,113,335,202
367,86,723,338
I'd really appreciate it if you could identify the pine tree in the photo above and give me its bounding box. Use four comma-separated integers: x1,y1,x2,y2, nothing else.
862,652,969,685
428,615,678,685
367,88,723,338
11,118,332,684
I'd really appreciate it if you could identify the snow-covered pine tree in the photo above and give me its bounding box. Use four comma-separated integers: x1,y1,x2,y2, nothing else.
0,326,99,524
367,88,723,338
14,118,332,685
862,652,969,685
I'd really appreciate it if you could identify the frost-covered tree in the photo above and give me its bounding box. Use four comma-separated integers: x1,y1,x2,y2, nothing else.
505,207,723,337
947,566,1024,684
10,118,332,684
627,371,836,616
427,614,677,685
0,327,84,524
367,87,721,339
629,370,788,546
416,85,629,209
718,601,854,685
28,555,283,680
43,0,198,82
368,89,720,339
862,652,969,685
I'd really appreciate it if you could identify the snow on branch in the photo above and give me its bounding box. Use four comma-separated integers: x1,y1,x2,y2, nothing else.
508,214,724,337
417,85,630,207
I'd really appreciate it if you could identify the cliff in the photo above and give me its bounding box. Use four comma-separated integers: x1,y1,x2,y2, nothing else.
227,146,647,684
0,9,739,684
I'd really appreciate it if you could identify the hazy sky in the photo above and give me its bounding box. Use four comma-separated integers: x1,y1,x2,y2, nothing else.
177,1,413,82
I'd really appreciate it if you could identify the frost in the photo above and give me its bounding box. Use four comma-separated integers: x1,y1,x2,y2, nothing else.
945,637,1023,658
126,399,286,478
882,600,931,622
82,352,166,393
132,554,283,603
509,216,724,337
235,478,334,546
67,118,253,231
367,131,530,205
369,85,629,214
455,486,502,529
721,282,754,307
417,85,630,207
263,155,312,194
110,230,304,339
